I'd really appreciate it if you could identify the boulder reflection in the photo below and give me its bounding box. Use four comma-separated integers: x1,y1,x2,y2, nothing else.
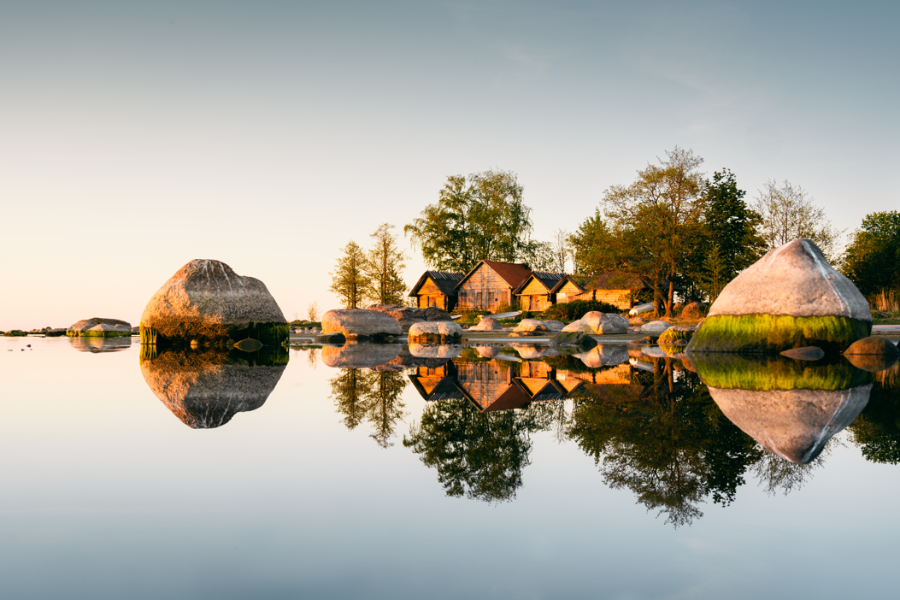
70,336,133,353
140,346,288,429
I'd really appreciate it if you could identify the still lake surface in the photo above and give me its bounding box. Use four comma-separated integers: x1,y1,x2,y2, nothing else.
1,335,899,600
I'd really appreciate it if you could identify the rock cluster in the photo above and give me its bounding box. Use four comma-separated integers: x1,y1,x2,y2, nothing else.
67,318,132,337
408,320,463,343
140,260,288,347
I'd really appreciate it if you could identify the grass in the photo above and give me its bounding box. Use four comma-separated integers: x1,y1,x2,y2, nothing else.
689,352,872,391
289,320,322,328
872,311,900,325
688,314,871,354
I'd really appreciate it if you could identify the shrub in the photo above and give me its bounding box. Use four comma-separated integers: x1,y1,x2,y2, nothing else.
542,300,621,321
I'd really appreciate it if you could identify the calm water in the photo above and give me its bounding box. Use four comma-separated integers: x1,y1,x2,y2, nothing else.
1,335,899,600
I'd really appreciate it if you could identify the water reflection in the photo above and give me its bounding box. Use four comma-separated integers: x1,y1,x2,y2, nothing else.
69,335,133,353
329,363,408,448
140,346,288,428
849,363,900,464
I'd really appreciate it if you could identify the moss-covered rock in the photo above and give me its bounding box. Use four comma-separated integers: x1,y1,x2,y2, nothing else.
690,239,872,354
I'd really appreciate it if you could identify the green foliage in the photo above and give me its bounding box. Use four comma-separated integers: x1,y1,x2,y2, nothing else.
329,240,371,309
541,299,620,321
842,210,900,298
405,170,536,273
455,310,490,325
3,330,28,337
139,322,289,348
688,314,871,354
689,352,872,391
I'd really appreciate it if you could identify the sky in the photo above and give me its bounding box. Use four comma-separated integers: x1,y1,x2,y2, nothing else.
1,0,898,329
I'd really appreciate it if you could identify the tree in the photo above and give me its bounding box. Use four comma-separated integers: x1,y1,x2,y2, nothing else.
365,223,407,305
569,209,615,276
329,241,371,308
307,301,320,322
405,170,535,273
842,210,900,298
600,147,708,316
521,240,557,272
753,180,841,262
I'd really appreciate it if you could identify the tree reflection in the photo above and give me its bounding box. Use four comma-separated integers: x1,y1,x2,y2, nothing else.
568,358,761,527
330,368,408,447
849,363,900,464
403,398,551,503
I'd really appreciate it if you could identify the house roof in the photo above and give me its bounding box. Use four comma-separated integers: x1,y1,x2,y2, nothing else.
408,271,465,297
456,260,533,290
548,274,593,295
513,271,565,295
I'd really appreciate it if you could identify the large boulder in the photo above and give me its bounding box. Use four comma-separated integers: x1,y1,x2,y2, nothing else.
321,342,402,368
688,239,872,354
551,332,598,350
408,320,463,342
709,385,871,464
469,317,503,331
409,343,463,359
641,320,671,334
576,344,629,368
582,312,629,334
366,304,451,330
321,309,402,340
140,260,288,347
542,320,567,332
67,318,132,337
140,348,287,429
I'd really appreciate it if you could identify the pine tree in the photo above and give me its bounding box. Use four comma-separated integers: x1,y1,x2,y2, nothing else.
329,241,371,308
366,223,407,306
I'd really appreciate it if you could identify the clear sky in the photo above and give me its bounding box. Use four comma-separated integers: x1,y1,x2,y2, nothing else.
2,0,897,329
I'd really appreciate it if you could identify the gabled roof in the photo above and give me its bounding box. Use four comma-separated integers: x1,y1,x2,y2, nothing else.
513,271,565,295
408,271,465,297
456,260,533,290
548,274,593,295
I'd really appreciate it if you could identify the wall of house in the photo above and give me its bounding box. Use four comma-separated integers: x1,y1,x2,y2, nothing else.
517,278,554,311
457,265,512,311
555,281,583,304
456,361,512,411
414,278,455,311
572,289,633,310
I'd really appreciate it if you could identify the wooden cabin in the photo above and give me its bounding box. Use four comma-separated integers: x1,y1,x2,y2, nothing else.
408,271,464,311
570,270,652,310
548,275,593,304
514,272,565,311
455,260,532,312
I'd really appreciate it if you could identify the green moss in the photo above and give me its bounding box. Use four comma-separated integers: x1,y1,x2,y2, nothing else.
2,330,27,337
67,330,131,338
688,314,871,354
140,322,290,348
689,352,872,391
658,328,692,346
409,333,462,343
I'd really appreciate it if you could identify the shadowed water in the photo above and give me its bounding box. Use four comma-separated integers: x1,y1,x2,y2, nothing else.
1,336,899,599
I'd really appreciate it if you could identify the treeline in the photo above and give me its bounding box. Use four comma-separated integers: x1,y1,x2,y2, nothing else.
402,148,897,316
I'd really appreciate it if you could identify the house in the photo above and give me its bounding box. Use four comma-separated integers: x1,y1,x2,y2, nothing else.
514,271,565,311
408,271,464,311
569,270,655,310
455,260,532,312
548,274,593,304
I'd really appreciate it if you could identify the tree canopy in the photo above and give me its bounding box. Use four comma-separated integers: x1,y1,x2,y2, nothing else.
753,180,841,262
405,170,536,273
329,241,371,309
842,210,900,298
366,223,407,306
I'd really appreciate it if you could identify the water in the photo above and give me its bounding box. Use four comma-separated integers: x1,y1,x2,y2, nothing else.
1,335,899,600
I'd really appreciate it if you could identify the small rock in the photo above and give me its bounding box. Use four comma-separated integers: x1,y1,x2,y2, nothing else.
780,346,825,361
641,320,671,334
844,337,900,372
234,338,264,352
469,317,503,331
681,302,704,319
